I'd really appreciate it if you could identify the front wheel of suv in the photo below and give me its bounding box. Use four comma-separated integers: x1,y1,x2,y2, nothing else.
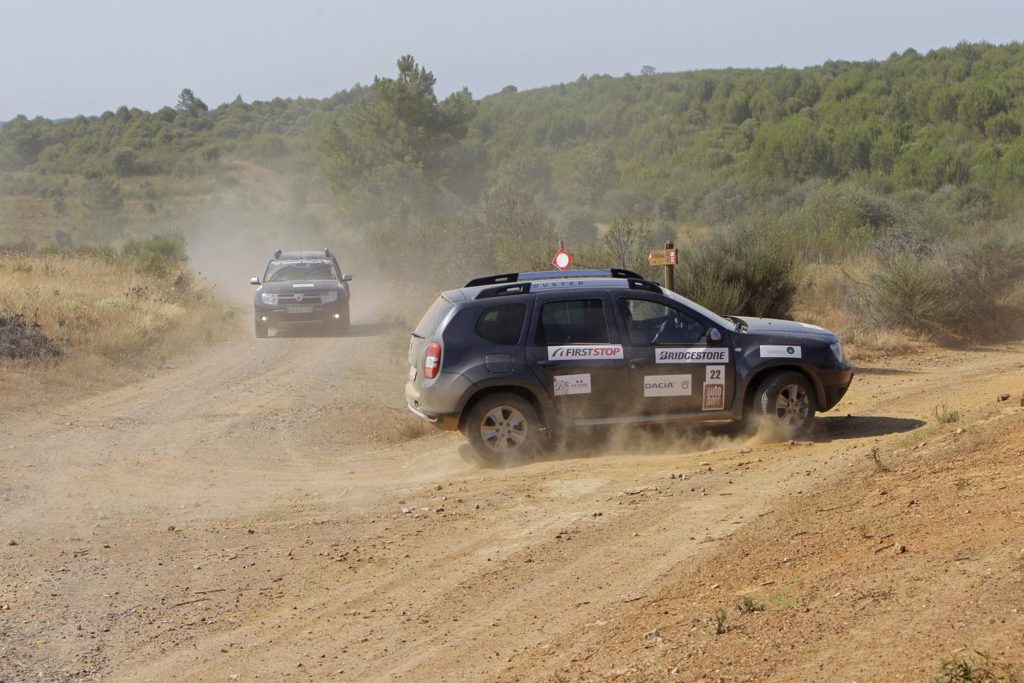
749,370,816,438
254,320,269,338
464,393,542,464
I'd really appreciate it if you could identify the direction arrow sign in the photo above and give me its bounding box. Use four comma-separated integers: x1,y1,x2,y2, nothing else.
648,248,678,266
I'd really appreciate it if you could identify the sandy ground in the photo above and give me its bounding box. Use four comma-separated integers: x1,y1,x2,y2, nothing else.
2,312,1023,682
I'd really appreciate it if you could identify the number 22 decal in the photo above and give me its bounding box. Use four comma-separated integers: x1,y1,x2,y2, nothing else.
708,368,722,380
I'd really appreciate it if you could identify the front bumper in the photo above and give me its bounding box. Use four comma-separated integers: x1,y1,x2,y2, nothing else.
816,365,854,411
254,299,348,328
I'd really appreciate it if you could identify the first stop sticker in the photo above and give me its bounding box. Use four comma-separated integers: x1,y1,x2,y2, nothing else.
552,248,573,270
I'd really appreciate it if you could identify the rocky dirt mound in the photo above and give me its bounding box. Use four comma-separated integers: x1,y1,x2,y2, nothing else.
0,312,63,359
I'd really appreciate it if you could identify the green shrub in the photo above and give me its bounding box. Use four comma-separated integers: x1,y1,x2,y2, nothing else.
674,221,800,318
870,225,1024,338
935,651,1019,682
121,233,188,276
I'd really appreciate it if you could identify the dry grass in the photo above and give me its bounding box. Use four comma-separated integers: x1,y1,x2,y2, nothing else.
795,259,922,359
0,250,235,410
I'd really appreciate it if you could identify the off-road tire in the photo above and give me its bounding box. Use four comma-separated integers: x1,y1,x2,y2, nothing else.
749,370,816,437
254,321,268,339
463,392,542,464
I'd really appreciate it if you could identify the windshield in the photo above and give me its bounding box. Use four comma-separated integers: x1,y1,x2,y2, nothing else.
660,288,737,332
265,259,337,282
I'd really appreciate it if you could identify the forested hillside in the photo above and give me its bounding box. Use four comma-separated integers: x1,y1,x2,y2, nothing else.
2,42,1024,340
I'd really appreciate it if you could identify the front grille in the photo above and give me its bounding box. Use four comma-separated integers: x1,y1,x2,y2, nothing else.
278,293,324,304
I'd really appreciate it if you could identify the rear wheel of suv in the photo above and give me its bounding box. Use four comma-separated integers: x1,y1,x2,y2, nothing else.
749,371,816,437
464,393,541,463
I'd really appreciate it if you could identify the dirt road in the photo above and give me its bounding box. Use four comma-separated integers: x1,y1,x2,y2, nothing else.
2,317,1023,682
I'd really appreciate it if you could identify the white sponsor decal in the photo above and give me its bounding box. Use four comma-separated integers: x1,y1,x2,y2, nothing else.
702,365,726,411
547,344,624,360
655,347,730,364
553,374,592,396
292,283,315,288
643,374,692,397
760,345,803,359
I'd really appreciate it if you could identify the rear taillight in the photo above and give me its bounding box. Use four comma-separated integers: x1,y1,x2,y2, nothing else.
424,342,442,380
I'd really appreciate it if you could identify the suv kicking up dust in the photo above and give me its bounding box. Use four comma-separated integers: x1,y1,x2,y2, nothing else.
406,269,853,462
250,249,352,338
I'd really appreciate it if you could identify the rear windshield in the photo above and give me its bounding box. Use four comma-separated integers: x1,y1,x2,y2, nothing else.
414,296,455,338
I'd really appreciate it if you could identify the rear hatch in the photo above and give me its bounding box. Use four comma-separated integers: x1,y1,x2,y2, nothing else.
408,295,456,387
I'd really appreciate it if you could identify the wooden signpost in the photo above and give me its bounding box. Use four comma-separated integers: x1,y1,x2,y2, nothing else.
648,241,678,291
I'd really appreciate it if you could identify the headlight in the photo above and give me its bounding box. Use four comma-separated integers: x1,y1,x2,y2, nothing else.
261,292,278,305
321,290,339,304
829,341,847,365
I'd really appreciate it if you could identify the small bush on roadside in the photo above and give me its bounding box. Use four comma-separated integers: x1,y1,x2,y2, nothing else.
121,232,188,276
736,595,765,614
869,225,1024,339
708,608,729,635
675,220,800,318
0,312,63,359
932,402,962,424
935,651,1019,682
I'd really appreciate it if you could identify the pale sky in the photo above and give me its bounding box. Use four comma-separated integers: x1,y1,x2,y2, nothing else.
1,0,1022,121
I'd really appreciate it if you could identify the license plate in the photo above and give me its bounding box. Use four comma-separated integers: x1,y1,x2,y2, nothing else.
286,305,313,314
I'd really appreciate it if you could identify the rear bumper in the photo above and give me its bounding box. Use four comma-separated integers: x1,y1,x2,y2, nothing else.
405,373,473,432
407,402,460,431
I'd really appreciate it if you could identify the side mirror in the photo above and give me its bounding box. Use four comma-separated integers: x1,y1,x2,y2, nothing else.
250,277,261,285
708,328,723,343
340,273,353,282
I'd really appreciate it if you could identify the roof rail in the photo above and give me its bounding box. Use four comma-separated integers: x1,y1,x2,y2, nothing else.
465,268,647,288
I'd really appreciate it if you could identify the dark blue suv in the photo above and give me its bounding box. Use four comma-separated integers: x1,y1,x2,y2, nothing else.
250,249,352,338
406,269,854,462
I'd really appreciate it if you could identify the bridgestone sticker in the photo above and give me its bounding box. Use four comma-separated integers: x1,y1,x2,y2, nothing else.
643,374,692,397
547,344,624,360
702,365,726,411
655,347,730,364
553,374,592,396
759,345,802,359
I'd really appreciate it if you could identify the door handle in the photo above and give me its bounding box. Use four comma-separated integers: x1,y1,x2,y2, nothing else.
538,360,555,368
629,358,650,368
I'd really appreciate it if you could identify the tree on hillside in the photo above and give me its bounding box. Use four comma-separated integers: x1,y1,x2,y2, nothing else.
176,89,208,117
321,55,476,224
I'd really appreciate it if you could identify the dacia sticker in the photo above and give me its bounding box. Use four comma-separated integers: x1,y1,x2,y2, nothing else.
759,345,803,359
553,374,592,396
547,345,624,360
655,347,730,363
643,374,692,397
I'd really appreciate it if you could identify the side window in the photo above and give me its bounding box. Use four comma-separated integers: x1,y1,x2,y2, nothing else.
619,299,706,345
475,304,527,345
538,299,609,345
